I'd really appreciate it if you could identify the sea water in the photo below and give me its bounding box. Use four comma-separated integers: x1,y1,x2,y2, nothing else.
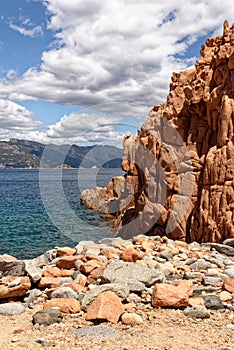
0,168,123,259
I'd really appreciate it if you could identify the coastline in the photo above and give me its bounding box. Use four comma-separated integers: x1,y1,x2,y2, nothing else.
0,234,234,349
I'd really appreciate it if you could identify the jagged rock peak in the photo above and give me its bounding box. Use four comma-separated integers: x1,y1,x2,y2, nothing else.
81,21,234,243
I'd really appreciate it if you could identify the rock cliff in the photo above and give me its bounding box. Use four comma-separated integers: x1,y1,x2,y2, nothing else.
81,21,234,243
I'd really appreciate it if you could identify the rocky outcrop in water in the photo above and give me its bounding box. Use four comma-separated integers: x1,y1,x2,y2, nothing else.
81,21,234,243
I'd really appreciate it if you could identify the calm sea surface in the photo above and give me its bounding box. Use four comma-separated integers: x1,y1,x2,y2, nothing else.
0,168,123,259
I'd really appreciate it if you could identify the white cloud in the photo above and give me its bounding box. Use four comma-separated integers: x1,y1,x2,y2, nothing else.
12,112,131,146
2,2,233,109
0,128,10,139
9,23,43,37
0,99,41,131
1,1,234,143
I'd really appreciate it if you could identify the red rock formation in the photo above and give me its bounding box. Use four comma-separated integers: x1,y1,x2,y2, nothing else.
81,21,234,243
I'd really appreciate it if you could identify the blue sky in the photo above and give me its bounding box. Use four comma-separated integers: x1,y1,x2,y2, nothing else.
0,0,234,146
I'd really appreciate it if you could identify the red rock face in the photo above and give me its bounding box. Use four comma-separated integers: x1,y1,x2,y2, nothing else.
81,21,234,243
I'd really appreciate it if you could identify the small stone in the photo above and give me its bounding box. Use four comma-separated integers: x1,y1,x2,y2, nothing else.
42,267,62,277
220,291,233,302
82,283,129,311
110,238,134,251
50,286,79,299
35,338,46,344
223,268,234,279
38,277,62,288
141,241,156,251
189,259,213,271
223,278,234,293
33,308,63,325
0,259,25,276
101,248,119,259
56,256,78,269
222,238,234,247
85,290,124,323
56,247,76,256
67,282,86,294
0,276,31,299
0,302,25,315
188,297,205,307
202,276,223,287
80,260,104,274
6,277,22,287
24,259,43,283
0,254,17,260
159,252,172,261
112,278,145,292
202,295,224,310
184,306,210,319
209,243,234,256
184,272,203,282
157,262,175,276
73,325,120,339
120,248,142,262
121,312,143,325
44,298,81,314
75,273,87,286
152,280,193,308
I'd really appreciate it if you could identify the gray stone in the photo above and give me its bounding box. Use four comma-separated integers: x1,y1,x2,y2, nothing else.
166,239,176,247
35,338,46,345
73,325,120,339
110,238,133,250
0,259,25,276
24,259,43,283
223,238,234,247
159,252,172,261
0,302,25,315
209,243,234,256
223,268,234,278
75,241,100,256
112,278,145,292
24,288,42,305
51,287,79,299
185,258,197,265
101,260,164,286
203,295,224,310
193,286,219,296
223,259,234,266
32,308,63,326
74,260,83,270
61,277,73,285
157,262,175,276
202,276,223,287
184,272,203,282
189,259,213,271
44,249,57,263
82,283,130,311
203,256,223,268
184,306,210,319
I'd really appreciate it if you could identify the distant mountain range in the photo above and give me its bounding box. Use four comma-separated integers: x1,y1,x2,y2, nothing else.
0,139,122,168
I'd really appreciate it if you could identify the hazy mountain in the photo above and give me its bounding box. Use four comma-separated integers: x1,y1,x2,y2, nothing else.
0,139,122,168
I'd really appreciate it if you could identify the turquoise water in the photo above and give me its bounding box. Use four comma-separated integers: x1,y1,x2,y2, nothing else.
0,168,123,259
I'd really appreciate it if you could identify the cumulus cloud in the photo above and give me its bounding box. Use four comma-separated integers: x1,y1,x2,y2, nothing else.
0,99,41,131
1,1,234,144
12,112,133,146
9,23,43,37
1,0,234,116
